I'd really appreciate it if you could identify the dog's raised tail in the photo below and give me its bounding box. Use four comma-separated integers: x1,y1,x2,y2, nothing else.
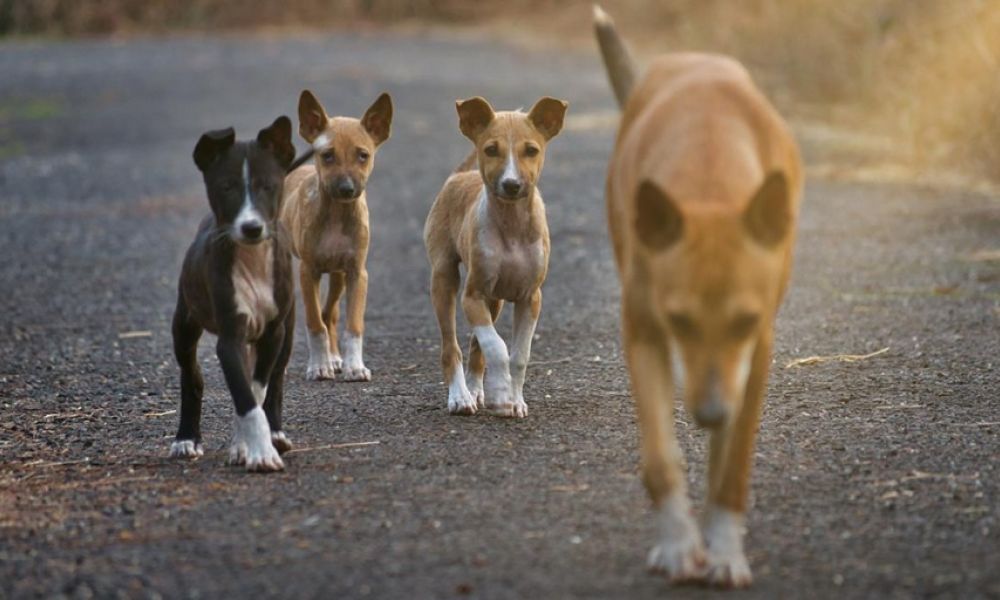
593,5,636,109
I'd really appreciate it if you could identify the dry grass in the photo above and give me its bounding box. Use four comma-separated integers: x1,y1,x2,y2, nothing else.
3,0,998,183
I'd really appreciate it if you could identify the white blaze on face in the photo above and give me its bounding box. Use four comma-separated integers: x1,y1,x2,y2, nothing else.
312,134,331,151
233,157,267,241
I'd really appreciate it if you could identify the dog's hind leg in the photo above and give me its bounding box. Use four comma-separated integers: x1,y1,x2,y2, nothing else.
170,295,204,459
264,307,295,454
431,259,476,414
301,263,336,380
622,302,705,583
323,271,346,373
466,298,503,410
702,332,771,588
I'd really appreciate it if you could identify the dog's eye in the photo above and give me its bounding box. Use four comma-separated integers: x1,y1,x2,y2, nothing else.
729,313,759,339
357,149,370,163
668,313,698,339
321,150,335,164
524,144,540,158
484,143,500,157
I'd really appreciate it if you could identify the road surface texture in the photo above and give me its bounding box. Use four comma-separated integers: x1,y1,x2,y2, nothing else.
1,31,998,599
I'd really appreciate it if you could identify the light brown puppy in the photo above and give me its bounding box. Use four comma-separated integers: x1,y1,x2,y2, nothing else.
281,90,392,382
595,7,803,588
424,96,567,417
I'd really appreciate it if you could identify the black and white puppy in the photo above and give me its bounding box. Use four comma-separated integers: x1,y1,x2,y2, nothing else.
170,116,296,472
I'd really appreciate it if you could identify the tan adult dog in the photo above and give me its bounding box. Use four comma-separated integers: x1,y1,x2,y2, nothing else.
594,7,803,588
424,96,567,417
281,90,392,382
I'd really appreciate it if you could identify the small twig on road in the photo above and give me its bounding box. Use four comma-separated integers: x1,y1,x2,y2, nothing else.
784,347,889,368
285,440,381,455
143,409,177,418
119,330,153,339
21,458,91,469
42,412,90,420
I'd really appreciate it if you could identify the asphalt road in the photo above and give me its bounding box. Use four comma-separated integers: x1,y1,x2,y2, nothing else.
1,31,998,600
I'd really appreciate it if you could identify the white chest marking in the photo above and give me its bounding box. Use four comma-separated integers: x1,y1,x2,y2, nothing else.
232,243,277,340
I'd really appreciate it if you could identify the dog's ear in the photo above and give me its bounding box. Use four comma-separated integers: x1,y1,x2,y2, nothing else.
635,179,684,250
193,127,236,172
743,171,791,247
298,90,329,144
361,92,393,147
528,97,568,141
456,97,495,141
257,116,295,170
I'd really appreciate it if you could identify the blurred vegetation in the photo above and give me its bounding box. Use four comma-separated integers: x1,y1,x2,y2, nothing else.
3,0,998,183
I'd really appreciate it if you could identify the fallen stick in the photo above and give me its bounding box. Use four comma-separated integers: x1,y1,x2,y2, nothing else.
784,347,889,369
285,440,381,455
143,409,177,418
119,330,153,339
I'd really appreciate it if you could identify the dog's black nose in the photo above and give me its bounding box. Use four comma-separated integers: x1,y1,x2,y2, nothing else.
500,179,523,197
336,178,356,198
241,221,264,240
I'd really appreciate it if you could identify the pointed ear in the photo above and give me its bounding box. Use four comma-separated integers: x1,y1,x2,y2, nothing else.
298,90,329,144
361,92,393,147
528,97,568,140
635,180,684,250
257,116,295,170
456,97,495,141
193,127,235,172
743,171,792,247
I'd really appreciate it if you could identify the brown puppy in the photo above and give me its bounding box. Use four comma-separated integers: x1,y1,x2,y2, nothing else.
281,90,392,382
424,96,567,417
595,7,803,588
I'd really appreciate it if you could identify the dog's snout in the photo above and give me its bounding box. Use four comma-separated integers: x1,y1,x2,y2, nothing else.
500,178,523,197
693,375,728,429
336,178,356,198
241,221,264,240
694,397,728,429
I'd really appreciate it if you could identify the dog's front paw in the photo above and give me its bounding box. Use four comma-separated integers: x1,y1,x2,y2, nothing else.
466,373,485,410
330,354,343,373
169,439,203,459
703,507,752,588
340,364,371,382
244,441,285,473
306,361,337,381
484,373,525,418
229,408,285,473
647,535,705,583
648,494,706,584
271,431,293,454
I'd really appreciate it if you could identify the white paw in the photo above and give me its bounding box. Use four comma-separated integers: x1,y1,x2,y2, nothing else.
330,354,343,373
228,407,284,473
169,439,203,459
306,361,337,381
271,431,293,454
703,507,752,588
484,379,526,418
340,364,371,382
647,493,706,583
448,370,478,415
466,372,485,410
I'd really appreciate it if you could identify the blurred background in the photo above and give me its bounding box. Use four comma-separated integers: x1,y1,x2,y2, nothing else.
3,0,999,187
